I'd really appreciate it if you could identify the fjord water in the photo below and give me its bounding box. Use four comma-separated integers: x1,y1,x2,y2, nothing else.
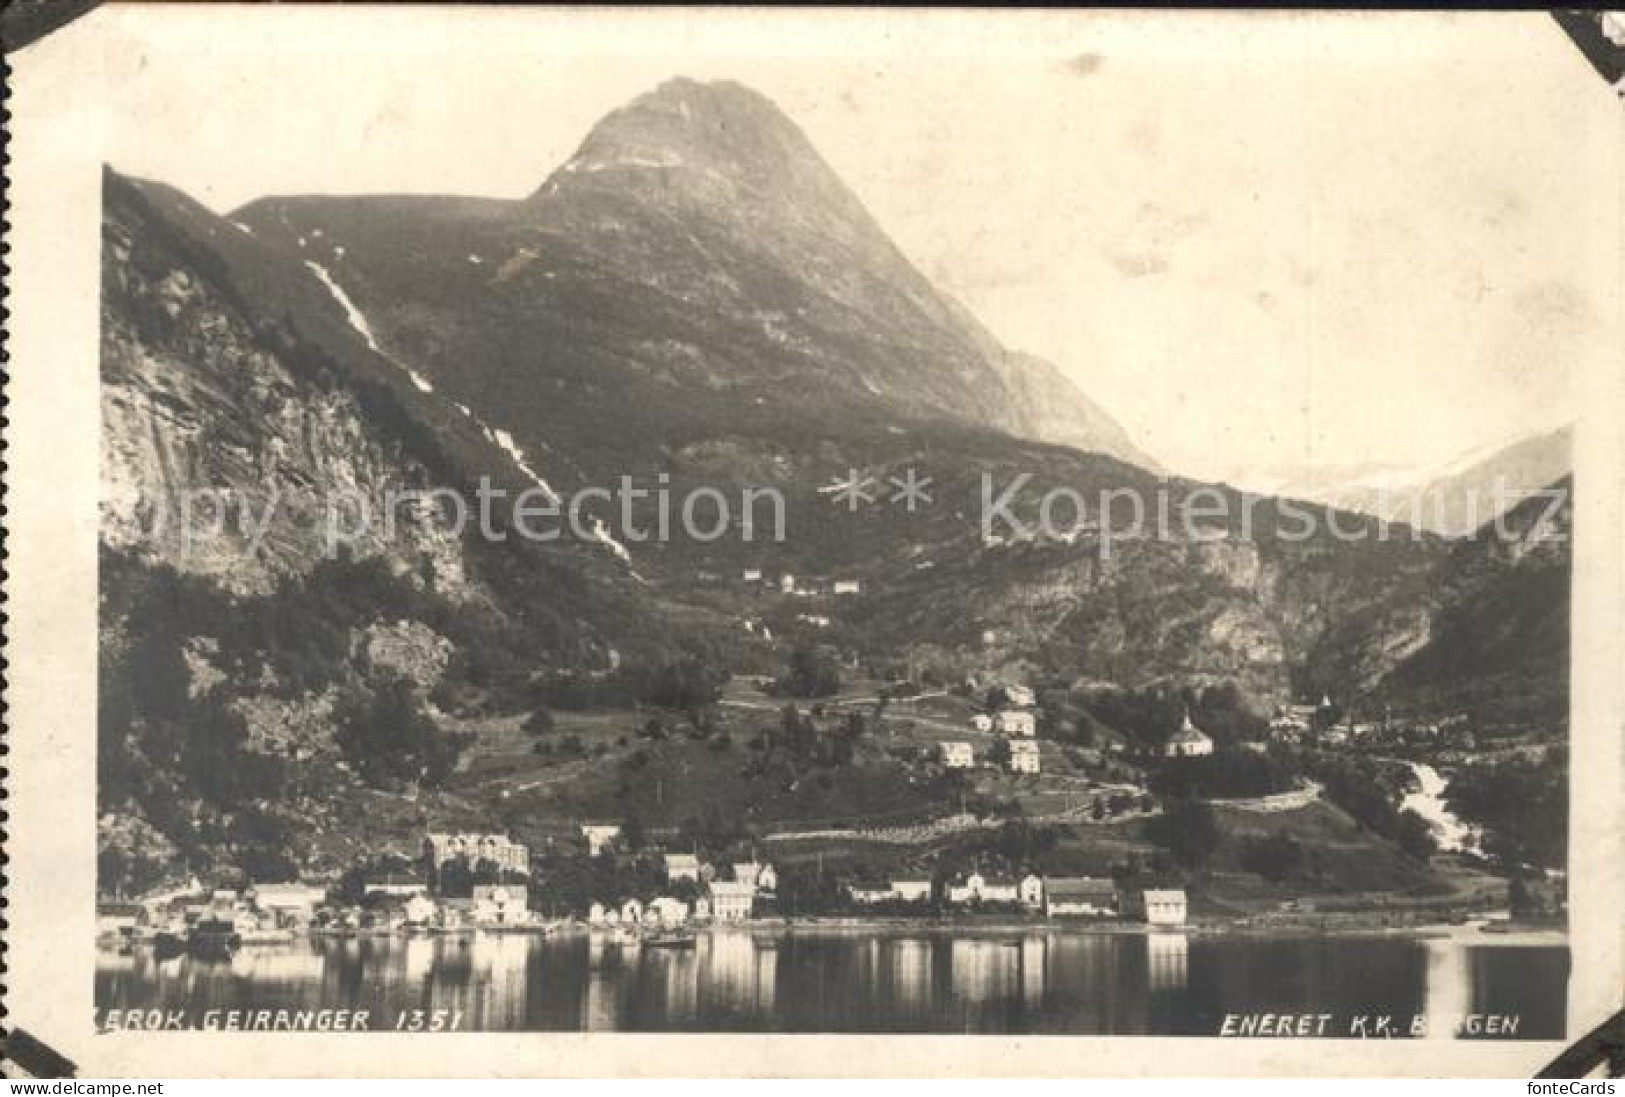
96,929,1566,1037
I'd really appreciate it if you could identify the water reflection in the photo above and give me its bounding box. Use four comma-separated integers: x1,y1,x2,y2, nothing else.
1020,936,1046,1008
95,930,1567,1038
1147,933,1189,993
703,931,775,1019
890,939,932,1012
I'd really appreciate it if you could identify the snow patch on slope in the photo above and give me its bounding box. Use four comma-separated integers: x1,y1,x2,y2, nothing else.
482,425,559,504
301,257,638,572
303,259,435,394
478,425,637,572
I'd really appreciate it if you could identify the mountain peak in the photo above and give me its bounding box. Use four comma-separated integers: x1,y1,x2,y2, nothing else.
532,78,833,206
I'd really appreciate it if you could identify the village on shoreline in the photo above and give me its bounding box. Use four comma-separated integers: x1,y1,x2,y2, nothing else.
98,673,1567,959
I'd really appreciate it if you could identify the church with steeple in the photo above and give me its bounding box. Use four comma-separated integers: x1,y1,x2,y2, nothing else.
1161,710,1215,758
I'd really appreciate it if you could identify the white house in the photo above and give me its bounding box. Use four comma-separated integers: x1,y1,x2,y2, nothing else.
1019,875,1045,908
647,897,691,926
1268,713,1309,742
709,881,756,921
1003,685,1037,709
1043,877,1118,917
941,741,975,769
426,833,529,876
248,883,327,924
620,898,645,925
1009,739,1041,774
743,568,763,583
848,884,896,905
472,885,530,926
404,894,438,928
981,876,1021,903
969,714,994,733
779,574,797,594
733,861,777,893
581,824,623,856
664,853,704,882
832,579,861,595
587,901,610,926
892,880,933,904
1162,713,1214,758
1126,888,1188,926
693,896,712,920
996,710,1037,737
947,873,1021,905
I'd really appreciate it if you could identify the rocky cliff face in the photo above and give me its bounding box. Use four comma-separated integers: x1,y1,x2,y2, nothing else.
103,174,474,597
1307,477,1571,721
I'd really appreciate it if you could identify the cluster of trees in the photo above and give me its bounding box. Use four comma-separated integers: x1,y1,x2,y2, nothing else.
528,654,729,719
330,854,420,906
1150,749,1299,800
334,675,472,790
1445,750,1567,870
1238,831,1310,883
768,705,868,766
428,856,530,898
772,645,842,699
96,550,529,894
1145,797,1223,868
98,555,311,891
1072,681,1268,751
954,820,1060,868
1303,755,1436,862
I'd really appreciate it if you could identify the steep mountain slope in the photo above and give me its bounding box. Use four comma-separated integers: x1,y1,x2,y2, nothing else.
233,78,1150,482
1382,476,1571,722
99,167,738,889
103,172,470,595
1309,476,1571,724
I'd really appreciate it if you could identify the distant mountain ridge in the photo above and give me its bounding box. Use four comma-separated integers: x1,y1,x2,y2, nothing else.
1240,426,1571,537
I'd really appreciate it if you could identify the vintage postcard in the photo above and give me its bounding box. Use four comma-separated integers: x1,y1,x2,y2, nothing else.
5,5,1623,1079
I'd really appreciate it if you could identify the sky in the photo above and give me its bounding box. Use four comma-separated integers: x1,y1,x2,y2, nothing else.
90,8,1619,484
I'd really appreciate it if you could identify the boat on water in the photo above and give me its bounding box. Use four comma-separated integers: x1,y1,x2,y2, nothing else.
187,917,242,961
642,928,698,949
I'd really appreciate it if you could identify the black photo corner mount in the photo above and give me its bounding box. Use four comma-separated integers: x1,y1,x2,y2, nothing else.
1539,1008,1625,1079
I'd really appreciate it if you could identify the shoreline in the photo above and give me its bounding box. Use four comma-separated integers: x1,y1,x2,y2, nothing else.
105,918,1566,950
709,916,1566,944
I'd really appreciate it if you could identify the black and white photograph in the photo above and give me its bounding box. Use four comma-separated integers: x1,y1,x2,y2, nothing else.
7,3,1625,1078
